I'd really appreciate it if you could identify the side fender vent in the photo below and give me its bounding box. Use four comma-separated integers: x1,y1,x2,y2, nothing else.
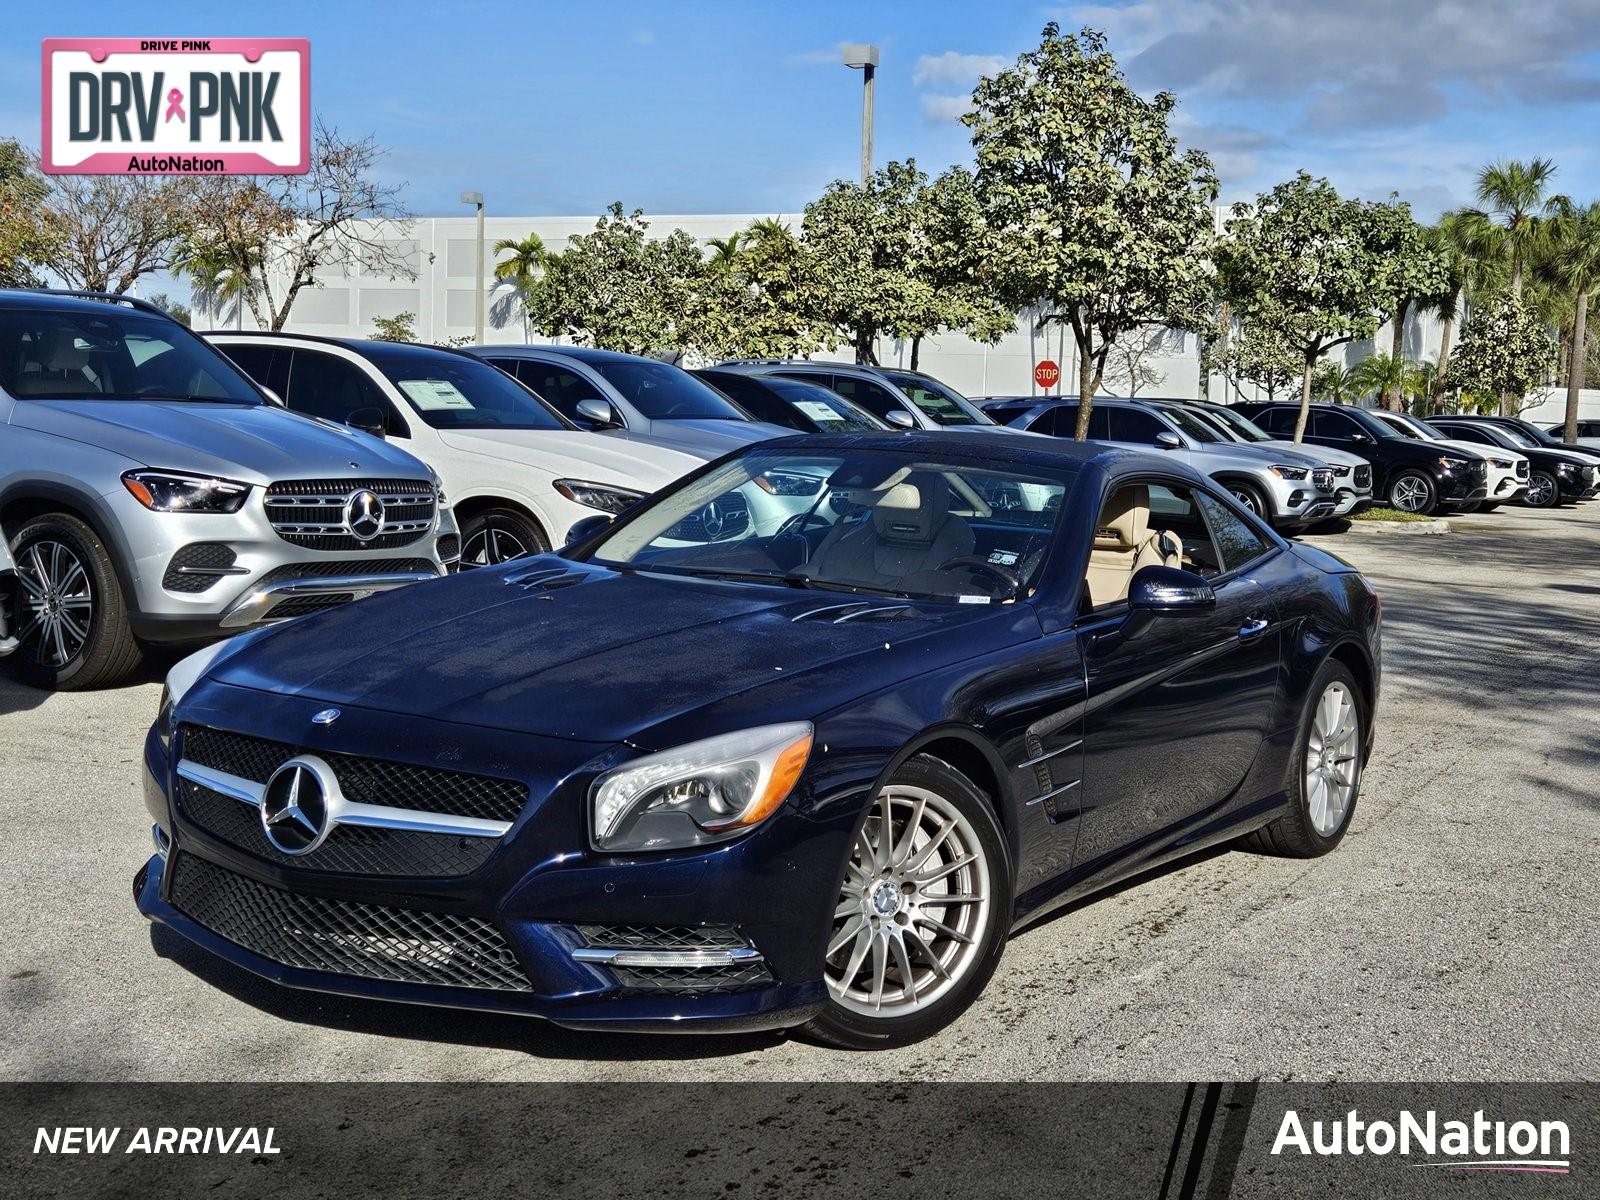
790,601,913,624
506,565,590,593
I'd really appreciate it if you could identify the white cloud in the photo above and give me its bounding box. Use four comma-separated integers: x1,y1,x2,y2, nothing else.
912,51,1007,87
920,94,975,124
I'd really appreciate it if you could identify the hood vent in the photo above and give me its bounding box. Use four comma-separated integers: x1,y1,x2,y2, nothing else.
790,600,913,624
506,565,591,594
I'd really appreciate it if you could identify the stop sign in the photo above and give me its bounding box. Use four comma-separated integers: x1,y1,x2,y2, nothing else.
1033,359,1060,390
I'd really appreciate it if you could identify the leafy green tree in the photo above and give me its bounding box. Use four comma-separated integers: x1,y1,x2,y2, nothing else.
1216,173,1397,441
1367,199,1451,410
1543,198,1600,443
1349,352,1422,407
145,292,191,326
529,204,705,354
369,311,418,342
0,139,59,288
1222,322,1301,402
705,232,746,274
40,171,190,294
1446,295,1555,409
902,165,1014,369
695,219,829,359
963,24,1217,438
493,233,548,341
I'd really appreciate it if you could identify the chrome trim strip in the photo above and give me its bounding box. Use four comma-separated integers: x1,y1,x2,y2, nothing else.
1018,739,1082,769
175,758,511,839
833,604,911,623
173,565,251,577
1026,778,1081,807
219,570,439,628
571,947,765,968
791,601,866,622
151,823,170,857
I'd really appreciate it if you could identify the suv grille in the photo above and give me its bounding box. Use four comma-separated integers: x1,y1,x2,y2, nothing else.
162,543,239,593
265,479,436,551
179,724,528,824
1515,460,1530,479
168,853,531,991
1353,465,1372,490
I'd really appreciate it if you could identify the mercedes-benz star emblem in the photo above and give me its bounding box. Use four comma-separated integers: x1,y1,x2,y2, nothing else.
260,758,332,855
700,500,725,540
311,707,341,726
345,489,385,542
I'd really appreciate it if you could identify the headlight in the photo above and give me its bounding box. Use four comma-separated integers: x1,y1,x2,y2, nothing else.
428,468,448,507
554,479,646,514
1556,460,1578,475
122,469,250,513
1268,464,1309,480
590,722,813,853
1436,456,1463,472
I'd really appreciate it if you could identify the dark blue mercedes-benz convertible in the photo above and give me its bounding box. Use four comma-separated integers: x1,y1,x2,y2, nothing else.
135,431,1380,1048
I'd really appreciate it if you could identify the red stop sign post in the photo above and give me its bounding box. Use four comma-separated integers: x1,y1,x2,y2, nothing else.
1034,359,1060,391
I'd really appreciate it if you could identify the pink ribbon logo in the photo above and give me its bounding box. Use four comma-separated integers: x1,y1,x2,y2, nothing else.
164,88,185,123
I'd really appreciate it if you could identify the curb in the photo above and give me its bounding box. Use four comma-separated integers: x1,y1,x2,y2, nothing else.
1340,518,1451,535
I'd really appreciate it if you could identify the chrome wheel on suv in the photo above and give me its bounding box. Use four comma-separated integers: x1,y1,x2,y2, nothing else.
16,538,93,668
459,507,547,569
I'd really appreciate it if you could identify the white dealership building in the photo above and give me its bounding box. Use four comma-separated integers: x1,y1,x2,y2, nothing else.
188,211,1593,423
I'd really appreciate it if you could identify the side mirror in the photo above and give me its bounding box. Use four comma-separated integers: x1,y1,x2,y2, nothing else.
884,409,916,430
563,514,613,548
1154,431,1182,450
1122,564,1215,639
575,397,620,429
260,386,286,408
1349,432,1373,445
346,406,387,438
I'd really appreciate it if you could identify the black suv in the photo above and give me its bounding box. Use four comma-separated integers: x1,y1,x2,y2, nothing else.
1428,417,1599,507
1236,402,1487,515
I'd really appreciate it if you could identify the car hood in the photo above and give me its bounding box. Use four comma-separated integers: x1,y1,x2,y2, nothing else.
10,400,425,484
436,428,702,489
1433,438,1522,462
1256,439,1370,469
209,557,1037,745
620,419,786,457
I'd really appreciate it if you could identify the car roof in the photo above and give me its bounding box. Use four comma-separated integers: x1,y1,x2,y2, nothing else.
206,329,485,362
463,344,665,366
714,359,891,380
751,429,1208,480
0,288,177,320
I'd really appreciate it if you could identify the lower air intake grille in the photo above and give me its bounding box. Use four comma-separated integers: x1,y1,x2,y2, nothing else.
267,594,356,619
575,924,772,994
163,543,239,593
610,961,774,994
577,924,747,951
169,853,531,991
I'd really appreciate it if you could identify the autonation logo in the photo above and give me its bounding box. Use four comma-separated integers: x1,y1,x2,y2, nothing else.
1272,1108,1572,1174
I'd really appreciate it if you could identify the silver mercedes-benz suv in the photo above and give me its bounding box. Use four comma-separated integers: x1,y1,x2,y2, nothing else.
0,291,456,691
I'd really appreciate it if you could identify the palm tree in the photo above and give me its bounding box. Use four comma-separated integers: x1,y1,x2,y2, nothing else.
1467,158,1564,300
1312,361,1358,404
1349,352,1420,407
705,232,746,274
171,239,254,329
493,233,548,342
745,217,793,246
1544,199,1600,443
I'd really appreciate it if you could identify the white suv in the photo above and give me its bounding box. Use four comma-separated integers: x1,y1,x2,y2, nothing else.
209,334,705,565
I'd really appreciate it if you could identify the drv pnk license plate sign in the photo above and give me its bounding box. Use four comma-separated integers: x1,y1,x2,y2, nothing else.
41,38,310,175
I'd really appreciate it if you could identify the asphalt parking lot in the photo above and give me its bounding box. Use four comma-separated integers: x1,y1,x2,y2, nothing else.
2,505,1596,1083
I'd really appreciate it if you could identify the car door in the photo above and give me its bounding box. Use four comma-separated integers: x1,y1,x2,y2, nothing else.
1071,480,1282,873
282,348,409,437
506,358,617,427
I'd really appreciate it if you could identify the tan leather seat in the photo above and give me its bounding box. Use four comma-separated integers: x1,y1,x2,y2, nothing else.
1084,486,1181,608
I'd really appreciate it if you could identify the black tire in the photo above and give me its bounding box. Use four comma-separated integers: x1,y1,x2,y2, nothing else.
1224,480,1270,522
458,506,548,568
1244,659,1364,858
803,753,1012,1050
1478,502,1501,513
1387,469,1437,515
1522,471,1560,509
1454,500,1481,514
7,512,143,691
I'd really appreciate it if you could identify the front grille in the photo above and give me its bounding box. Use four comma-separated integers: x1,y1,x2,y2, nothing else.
1516,461,1530,479
1354,465,1372,489
179,724,529,824
176,779,497,877
162,544,238,593
168,853,531,991
1470,460,1488,479
265,478,436,552
268,595,356,619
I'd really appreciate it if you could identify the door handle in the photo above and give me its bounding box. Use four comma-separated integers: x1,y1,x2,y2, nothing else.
1239,616,1269,639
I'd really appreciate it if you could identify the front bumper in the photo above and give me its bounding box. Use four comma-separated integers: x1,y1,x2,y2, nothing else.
135,700,843,1032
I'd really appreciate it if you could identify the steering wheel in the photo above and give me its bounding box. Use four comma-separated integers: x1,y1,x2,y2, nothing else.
939,555,1023,595
775,511,835,539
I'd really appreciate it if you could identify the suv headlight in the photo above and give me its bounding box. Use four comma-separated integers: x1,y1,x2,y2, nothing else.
590,722,813,852
123,470,250,514
1268,464,1309,480
554,479,645,515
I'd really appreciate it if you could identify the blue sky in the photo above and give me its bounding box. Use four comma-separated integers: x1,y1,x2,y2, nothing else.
9,0,1600,219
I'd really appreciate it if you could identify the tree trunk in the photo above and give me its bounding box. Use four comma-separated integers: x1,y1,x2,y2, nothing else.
910,334,922,373
1074,330,1095,441
1293,353,1314,444
1434,306,1455,414
1384,301,1408,411
1566,286,1588,444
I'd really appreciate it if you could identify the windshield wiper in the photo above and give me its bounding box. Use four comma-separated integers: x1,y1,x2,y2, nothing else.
634,564,931,600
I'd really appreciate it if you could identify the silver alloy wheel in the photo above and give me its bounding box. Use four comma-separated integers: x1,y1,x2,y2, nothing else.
1305,681,1360,837
1525,474,1555,507
1230,486,1262,515
1390,474,1431,513
824,784,993,1017
460,525,530,569
15,539,94,668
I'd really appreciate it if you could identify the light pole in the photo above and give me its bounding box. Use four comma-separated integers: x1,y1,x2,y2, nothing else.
460,190,485,344
842,44,879,185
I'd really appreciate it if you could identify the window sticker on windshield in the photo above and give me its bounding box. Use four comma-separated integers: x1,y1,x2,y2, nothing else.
400,379,475,410
795,400,840,422
988,550,1020,567
957,594,993,604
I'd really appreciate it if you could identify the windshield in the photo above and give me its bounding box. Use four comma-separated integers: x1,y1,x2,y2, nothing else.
1375,412,1439,441
588,447,1068,604
1492,424,1539,448
590,358,746,421
0,306,261,403
1205,406,1272,442
770,381,884,431
882,371,995,426
363,345,566,430
1156,405,1223,443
